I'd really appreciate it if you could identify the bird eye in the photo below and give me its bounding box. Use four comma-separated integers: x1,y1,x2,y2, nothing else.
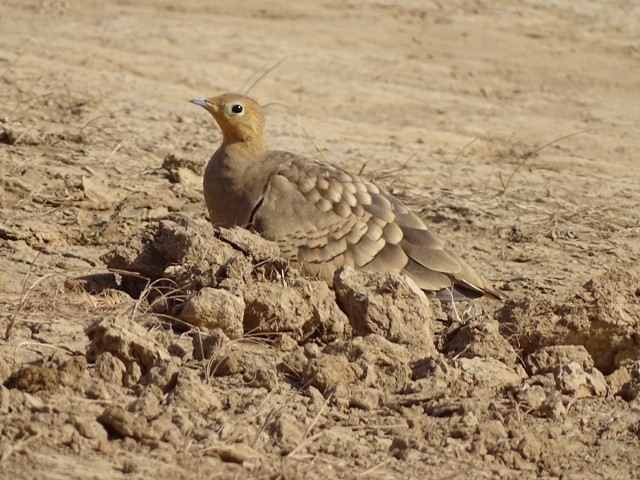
230,103,244,114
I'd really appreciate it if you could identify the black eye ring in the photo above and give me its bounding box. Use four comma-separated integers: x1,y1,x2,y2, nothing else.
231,104,244,114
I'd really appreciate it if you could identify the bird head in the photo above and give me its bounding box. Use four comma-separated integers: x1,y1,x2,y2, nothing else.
190,93,265,147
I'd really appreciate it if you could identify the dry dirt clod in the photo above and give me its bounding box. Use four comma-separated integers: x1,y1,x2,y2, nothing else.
265,412,306,453
606,366,632,398
214,227,281,263
86,315,171,376
516,384,548,411
4,365,60,393
128,384,164,420
178,287,245,338
302,354,358,393
333,266,436,356
162,152,204,184
454,357,524,391
206,444,256,464
58,355,87,386
525,344,595,375
168,368,223,414
4,356,86,393
349,387,381,410
94,351,126,385
72,415,109,442
538,392,568,420
443,318,517,365
192,328,230,361
553,362,607,398
243,279,349,341
140,359,180,393
211,349,245,377
97,405,157,441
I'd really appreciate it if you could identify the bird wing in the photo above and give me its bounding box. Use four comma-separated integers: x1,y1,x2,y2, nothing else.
250,151,504,300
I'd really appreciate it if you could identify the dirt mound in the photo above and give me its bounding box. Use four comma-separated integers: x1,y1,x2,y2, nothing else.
102,215,352,344
6,212,638,477
6,213,634,477
2,213,640,478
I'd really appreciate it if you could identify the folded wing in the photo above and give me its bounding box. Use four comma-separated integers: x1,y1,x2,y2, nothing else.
251,152,505,301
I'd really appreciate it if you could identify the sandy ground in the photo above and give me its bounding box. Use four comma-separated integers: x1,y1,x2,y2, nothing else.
1,0,640,478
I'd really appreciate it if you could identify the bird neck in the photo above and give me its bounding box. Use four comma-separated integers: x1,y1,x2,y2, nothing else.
220,137,267,160
207,143,271,227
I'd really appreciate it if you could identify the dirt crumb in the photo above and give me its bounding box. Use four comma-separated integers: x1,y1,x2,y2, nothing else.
208,444,255,464
5,365,60,393
97,405,157,441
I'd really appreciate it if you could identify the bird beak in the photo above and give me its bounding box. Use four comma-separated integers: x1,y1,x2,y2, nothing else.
189,97,216,112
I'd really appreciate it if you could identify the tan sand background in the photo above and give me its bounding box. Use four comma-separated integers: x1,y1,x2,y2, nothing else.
1,1,639,478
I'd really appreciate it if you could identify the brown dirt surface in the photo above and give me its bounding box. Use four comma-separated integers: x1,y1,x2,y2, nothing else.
1,1,639,479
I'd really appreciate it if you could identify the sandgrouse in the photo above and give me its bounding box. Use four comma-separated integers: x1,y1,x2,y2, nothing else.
190,93,505,301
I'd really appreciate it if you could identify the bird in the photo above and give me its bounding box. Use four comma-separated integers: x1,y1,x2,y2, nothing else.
190,93,506,301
